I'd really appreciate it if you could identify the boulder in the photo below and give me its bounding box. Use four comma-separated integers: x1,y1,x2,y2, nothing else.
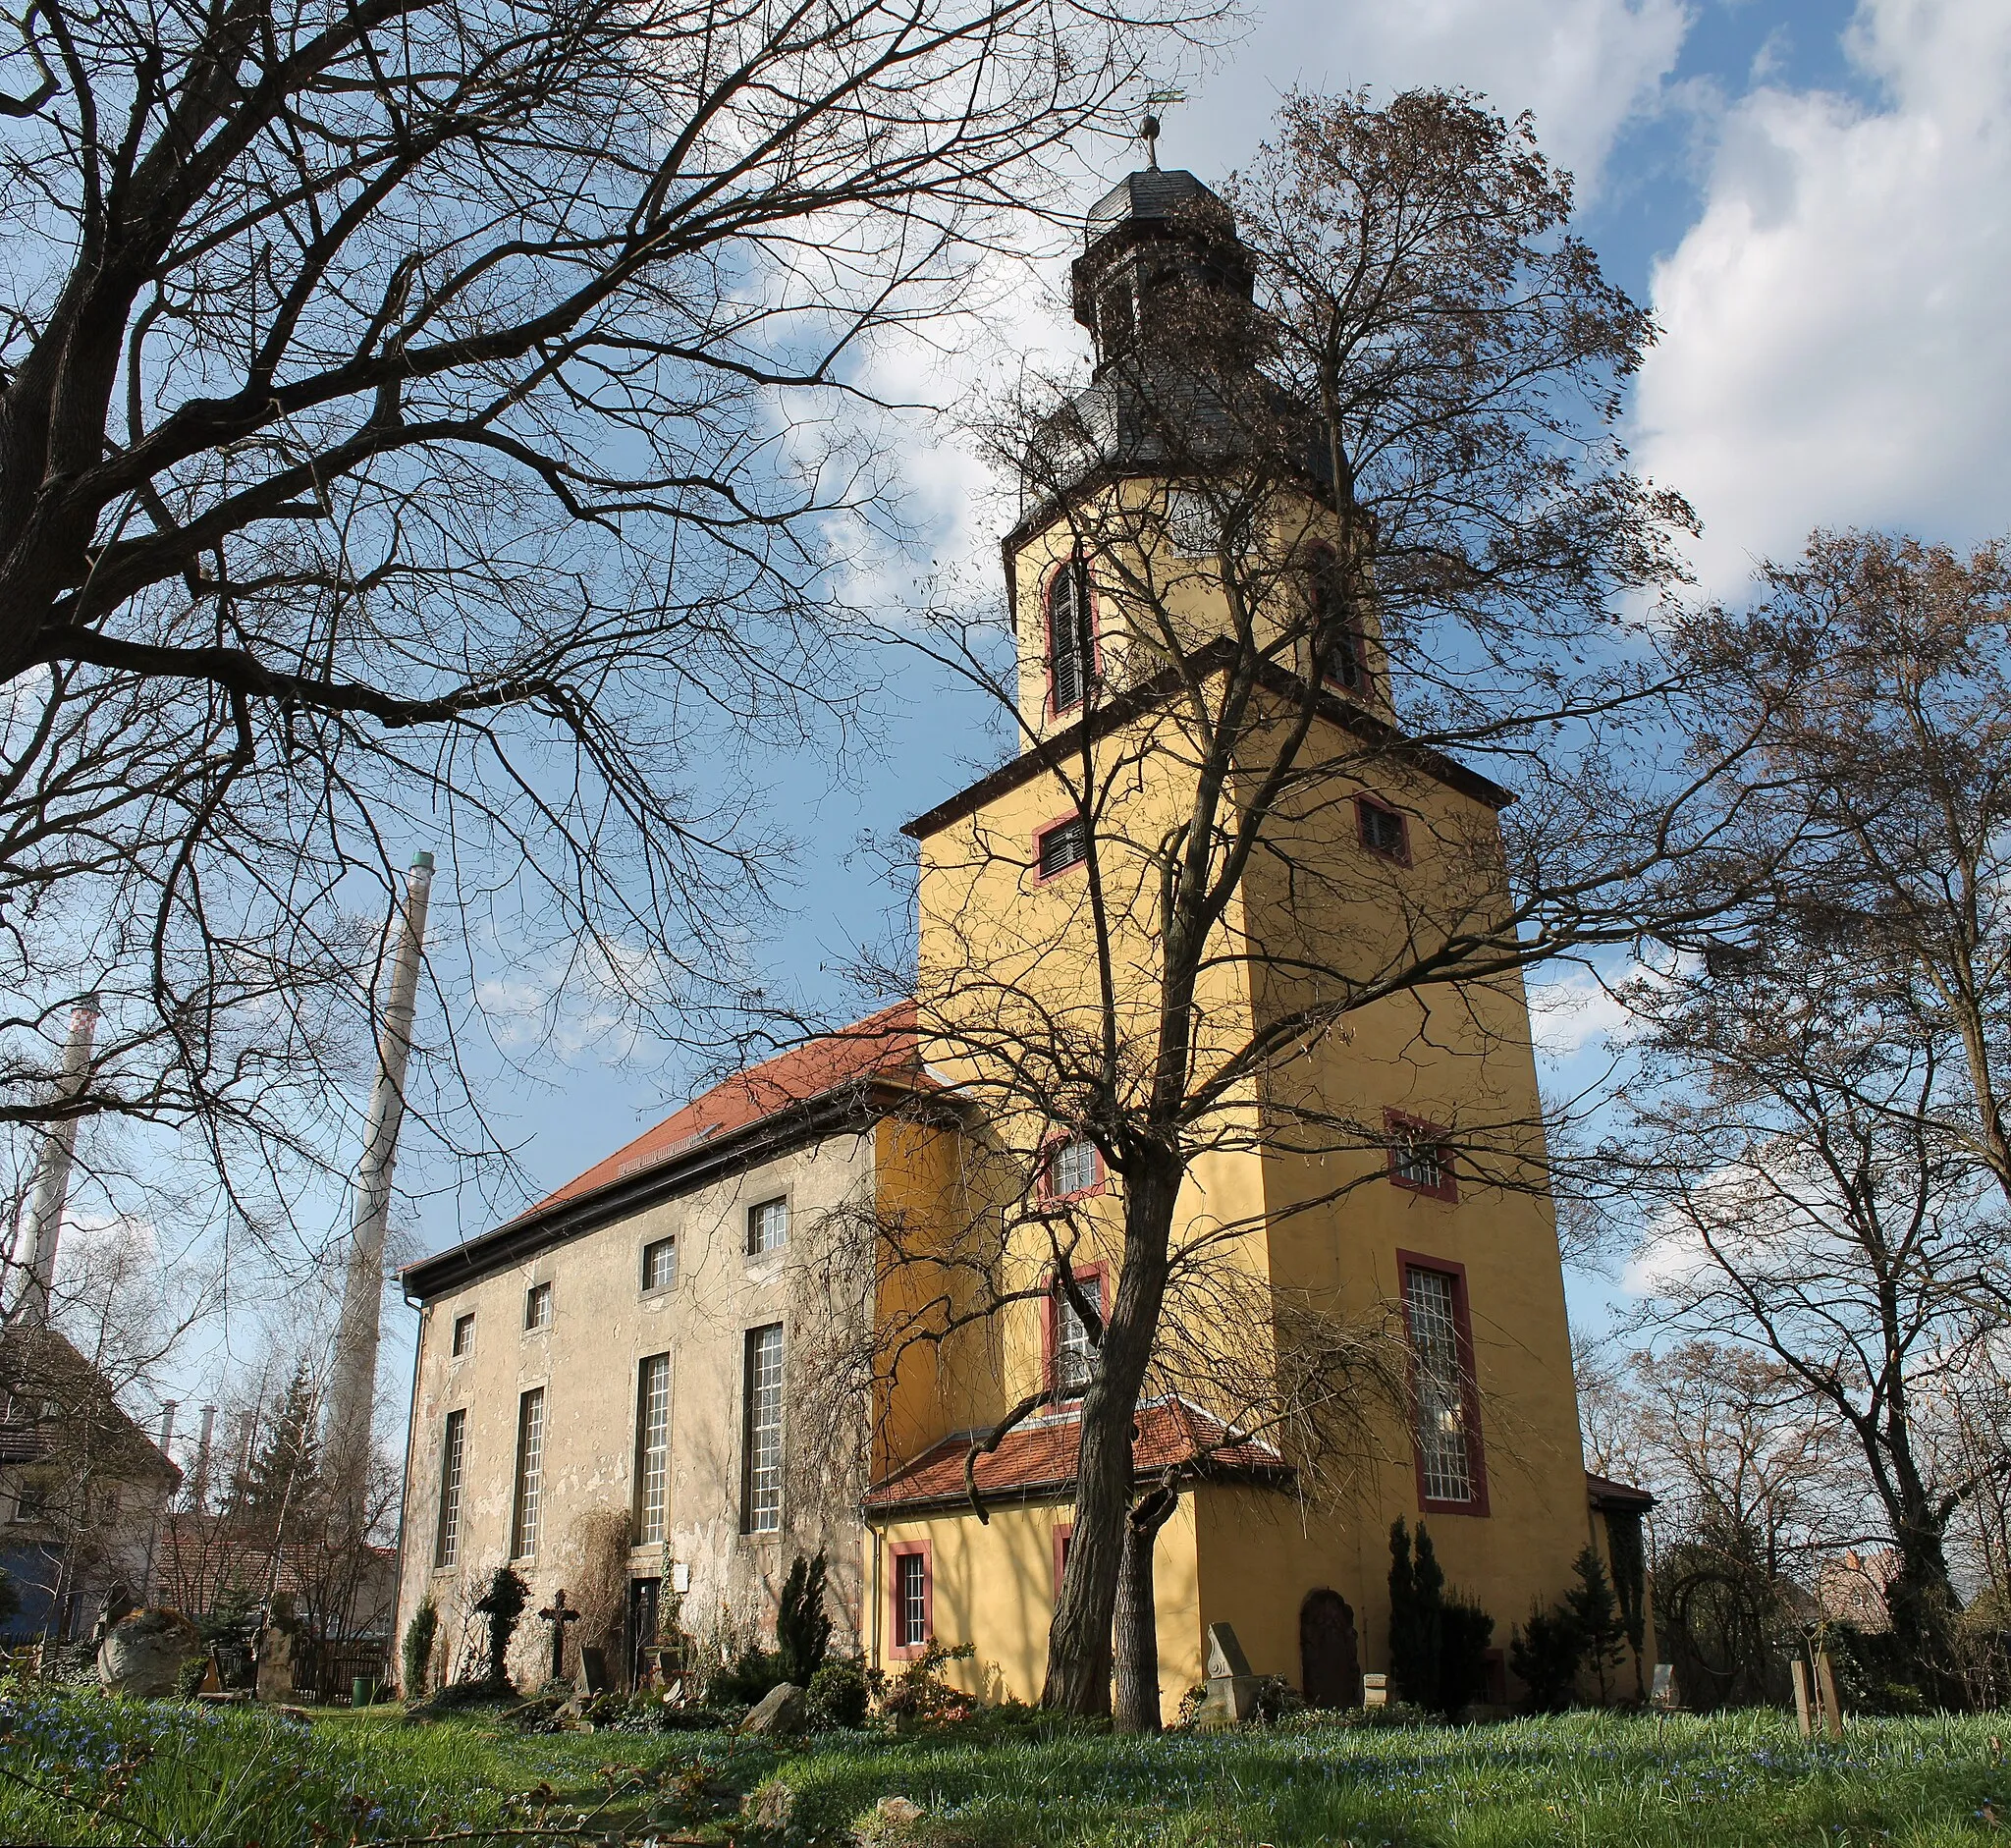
97,1608,203,1698
877,1797,926,1825
739,1680,809,1737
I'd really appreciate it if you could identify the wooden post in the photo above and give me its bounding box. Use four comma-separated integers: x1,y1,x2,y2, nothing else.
1791,1658,1814,1738
1816,1648,1844,1739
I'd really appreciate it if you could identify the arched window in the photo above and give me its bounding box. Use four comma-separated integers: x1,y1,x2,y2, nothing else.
1047,554,1096,716
1311,548,1368,695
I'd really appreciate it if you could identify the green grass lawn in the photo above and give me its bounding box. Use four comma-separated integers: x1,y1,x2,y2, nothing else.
0,1685,2003,1847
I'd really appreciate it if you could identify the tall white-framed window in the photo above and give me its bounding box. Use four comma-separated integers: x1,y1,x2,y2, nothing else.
511,1387,546,1559
1403,1265,1479,1507
635,1353,672,1544
742,1324,784,1533
434,1408,466,1567
1051,1270,1104,1398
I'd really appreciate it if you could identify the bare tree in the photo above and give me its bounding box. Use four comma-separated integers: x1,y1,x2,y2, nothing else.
865,88,1758,1717
0,0,1210,1265
1672,532,2011,1211
1600,932,2011,1692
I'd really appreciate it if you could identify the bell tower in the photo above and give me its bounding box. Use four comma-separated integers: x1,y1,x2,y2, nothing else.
1004,167,1385,749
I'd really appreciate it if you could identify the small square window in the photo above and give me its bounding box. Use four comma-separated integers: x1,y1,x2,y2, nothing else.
1037,815,1088,880
642,1235,678,1293
1358,797,1409,862
450,1313,475,1358
1387,1114,1456,1202
1041,1134,1101,1201
524,1281,553,1331
12,1483,46,1521
747,1197,788,1257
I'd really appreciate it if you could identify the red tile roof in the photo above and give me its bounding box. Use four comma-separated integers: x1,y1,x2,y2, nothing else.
522,1001,922,1221
865,1398,1290,1513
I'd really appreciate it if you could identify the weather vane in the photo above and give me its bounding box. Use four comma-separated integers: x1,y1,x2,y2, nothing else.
1141,88,1185,170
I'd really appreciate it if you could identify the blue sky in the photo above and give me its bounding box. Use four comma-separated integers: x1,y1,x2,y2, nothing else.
119,0,2011,1433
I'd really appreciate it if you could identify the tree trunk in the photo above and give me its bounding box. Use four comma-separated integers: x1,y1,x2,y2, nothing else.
1041,1155,1179,1713
1114,1483,1178,1734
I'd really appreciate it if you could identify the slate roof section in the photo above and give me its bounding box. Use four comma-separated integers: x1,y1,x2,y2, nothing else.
401,1002,924,1297
864,1397,1291,1515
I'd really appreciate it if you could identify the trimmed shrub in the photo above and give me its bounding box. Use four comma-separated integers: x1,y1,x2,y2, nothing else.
806,1657,870,1729
402,1597,439,1701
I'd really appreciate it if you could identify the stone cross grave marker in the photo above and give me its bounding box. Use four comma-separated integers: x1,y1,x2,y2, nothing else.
537,1589,582,1687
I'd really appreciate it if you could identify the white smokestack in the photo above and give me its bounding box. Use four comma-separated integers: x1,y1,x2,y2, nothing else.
322,853,434,1523
157,1398,179,1459
191,1404,217,1510
8,995,102,1327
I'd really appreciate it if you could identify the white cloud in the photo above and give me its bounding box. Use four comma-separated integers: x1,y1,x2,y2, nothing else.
1526,959,1647,1064
1633,0,2011,595
841,0,1696,603
1179,0,1690,196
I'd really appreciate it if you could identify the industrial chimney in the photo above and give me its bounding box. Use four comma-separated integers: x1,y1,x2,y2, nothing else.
7,994,102,1327
322,853,434,1527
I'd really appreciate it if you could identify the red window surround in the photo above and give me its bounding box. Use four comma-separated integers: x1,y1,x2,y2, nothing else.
1041,1262,1107,1399
1044,555,1100,719
1396,1249,1491,1518
1032,811,1089,885
1386,1109,1457,1203
1356,795,1411,864
1052,1524,1072,1600
887,1539,933,1659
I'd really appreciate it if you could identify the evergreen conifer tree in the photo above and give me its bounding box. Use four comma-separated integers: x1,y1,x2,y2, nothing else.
1564,1546,1627,1703
1386,1519,1446,1712
227,1361,320,1527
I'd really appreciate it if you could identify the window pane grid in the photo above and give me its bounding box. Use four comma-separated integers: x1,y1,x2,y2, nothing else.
748,1198,788,1256
436,1408,465,1566
744,1325,784,1533
897,1552,928,1649
1055,1273,1102,1395
513,1388,545,1558
525,1282,552,1330
637,1355,672,1544
1406,1269,1473,1503
1046,1135,1097,1197
643,1236,678,1291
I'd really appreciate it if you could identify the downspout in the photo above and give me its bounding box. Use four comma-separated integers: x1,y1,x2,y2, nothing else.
869,1523,883,1680
389,1281,426,1672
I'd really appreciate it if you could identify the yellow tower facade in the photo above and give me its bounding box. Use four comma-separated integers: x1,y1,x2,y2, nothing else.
863,167,1633,1712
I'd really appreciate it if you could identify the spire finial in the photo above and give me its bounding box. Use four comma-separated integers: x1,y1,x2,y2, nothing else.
1139,88,1183,172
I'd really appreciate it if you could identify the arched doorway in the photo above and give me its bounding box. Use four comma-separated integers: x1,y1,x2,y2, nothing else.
1300,1588,1361,1708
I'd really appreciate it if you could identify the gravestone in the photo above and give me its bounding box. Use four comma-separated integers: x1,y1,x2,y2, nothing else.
254,1623,296,1703
1650,1662,1675,1709
1361,1672,1388,1709
1194,1622,1263,1728
579,1646,611,1695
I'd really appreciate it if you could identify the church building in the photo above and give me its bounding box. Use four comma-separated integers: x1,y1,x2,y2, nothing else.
393,163,1645,1710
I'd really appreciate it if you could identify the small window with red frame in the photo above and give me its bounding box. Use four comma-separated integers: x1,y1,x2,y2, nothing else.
1386,1113,1455,1202
1040,1134,1102,1201
1035,814,1088,881
889,1544,932,1656
1357,796,1409,863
